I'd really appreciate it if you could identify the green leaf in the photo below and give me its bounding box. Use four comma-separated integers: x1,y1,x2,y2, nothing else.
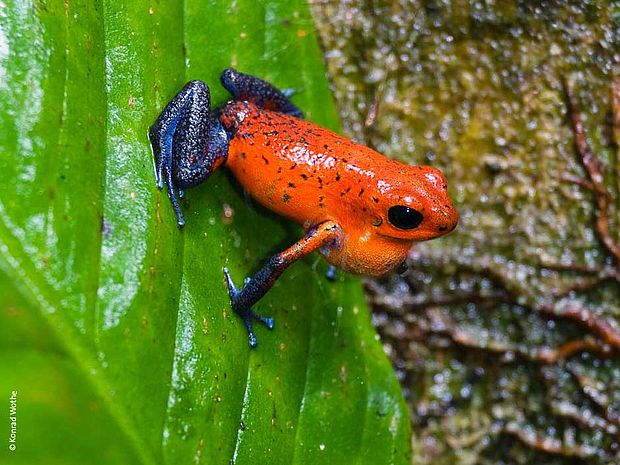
0,1,410,464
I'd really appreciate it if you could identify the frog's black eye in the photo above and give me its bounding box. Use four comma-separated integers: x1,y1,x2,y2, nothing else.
387,206,423,230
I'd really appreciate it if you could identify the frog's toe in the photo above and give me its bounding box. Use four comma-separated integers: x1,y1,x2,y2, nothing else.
236,307,275,348
223,267,238,294
162,165,185,228
282,87,302,98
325,264,337,282
257,315,275,330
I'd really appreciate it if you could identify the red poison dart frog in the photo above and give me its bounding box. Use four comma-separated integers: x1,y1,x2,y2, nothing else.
149,69,458,347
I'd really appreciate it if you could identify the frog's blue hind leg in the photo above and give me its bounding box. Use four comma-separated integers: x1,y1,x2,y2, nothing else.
220,68,304,119
149,80,229,227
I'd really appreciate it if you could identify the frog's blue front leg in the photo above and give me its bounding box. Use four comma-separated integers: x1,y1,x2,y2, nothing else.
149,80,228,227
223,220,342,347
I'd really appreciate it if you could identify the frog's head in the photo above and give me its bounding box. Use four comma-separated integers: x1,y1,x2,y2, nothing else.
371,165,458,242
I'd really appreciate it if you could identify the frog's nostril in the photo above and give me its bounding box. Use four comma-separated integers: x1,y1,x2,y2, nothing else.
437,219,457,234
450,210,459,230
437,206,458,234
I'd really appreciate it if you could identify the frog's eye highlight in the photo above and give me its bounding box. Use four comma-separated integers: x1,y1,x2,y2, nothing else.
387,206,423,230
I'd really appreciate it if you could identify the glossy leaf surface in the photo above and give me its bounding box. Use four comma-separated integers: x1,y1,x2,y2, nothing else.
0,1,410,464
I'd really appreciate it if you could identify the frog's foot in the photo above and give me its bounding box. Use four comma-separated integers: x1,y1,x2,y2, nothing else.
223,267,275,348
149,80,229,227
220,68,304,119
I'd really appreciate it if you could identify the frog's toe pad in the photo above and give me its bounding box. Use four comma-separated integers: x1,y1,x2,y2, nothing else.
257,315,275,330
